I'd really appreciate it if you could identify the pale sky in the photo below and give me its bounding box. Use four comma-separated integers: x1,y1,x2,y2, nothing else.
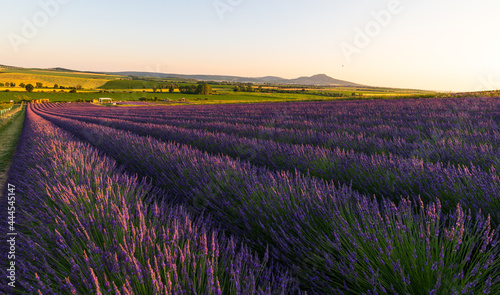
1,0,499,92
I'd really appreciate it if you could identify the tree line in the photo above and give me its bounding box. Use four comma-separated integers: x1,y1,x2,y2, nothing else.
1,82,84,93
178,83,212,95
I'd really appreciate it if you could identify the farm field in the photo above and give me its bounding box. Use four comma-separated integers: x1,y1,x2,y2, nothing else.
0,68,119,89
0,90,432,105
2,98,500,294
0,91,332,104
0,106,25,200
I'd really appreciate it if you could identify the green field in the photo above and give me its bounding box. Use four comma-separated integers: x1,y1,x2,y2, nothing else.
0,89,443,105
98,80,167,89
0,106,25,192
98,78,197,90
2,85,497,105
0,91,324,104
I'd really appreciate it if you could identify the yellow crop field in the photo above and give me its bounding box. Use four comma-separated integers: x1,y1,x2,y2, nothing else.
0,72,112,89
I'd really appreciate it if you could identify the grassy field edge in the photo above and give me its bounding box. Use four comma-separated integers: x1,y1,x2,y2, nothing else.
0,107,26,194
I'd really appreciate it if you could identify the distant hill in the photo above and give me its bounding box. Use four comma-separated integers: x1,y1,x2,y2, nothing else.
49,67,82,72
0,64,23,70
107,71,362,86
47,67,107,75
0,64,363,87
289,74,354,86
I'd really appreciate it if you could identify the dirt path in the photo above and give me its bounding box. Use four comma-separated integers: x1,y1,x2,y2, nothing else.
0,109,25,195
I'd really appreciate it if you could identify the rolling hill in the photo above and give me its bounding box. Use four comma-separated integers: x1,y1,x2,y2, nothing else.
0,66,118,89
0,64,364,87
108,71,362,86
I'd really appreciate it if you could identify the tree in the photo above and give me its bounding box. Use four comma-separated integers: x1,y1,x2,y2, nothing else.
179,85,198,94
19,83,25,88
69,89,77,93
54,84,58,89
36,82,43,88
76,85,82,90
4,82,9,87
0,83,4,87
196,83,212,95
169,85,175,93
196,84,203,94
25,84,34,93
10,83,16,87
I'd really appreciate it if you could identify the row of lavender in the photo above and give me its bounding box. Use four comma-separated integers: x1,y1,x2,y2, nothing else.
0,106,298,294
47,97,498,122
36,103,500,224
32,103,500,294
48,112,500,171
41,98,500,174
42,98,500,137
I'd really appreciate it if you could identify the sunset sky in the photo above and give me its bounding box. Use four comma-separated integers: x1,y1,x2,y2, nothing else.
1,0,499,92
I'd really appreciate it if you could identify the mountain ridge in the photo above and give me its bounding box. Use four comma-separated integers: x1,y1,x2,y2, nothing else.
0,64,362,86
106,71,362,86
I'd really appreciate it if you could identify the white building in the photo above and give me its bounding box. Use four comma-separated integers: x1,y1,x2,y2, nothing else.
98,98,113,104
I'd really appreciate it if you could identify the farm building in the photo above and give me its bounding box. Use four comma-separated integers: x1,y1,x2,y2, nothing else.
33,99,49,104
96,98,113,104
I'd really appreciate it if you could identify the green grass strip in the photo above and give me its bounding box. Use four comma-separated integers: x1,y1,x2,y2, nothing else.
0,106,26,177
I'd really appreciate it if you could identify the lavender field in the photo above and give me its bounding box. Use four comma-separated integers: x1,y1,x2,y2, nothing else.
2,98,500,294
